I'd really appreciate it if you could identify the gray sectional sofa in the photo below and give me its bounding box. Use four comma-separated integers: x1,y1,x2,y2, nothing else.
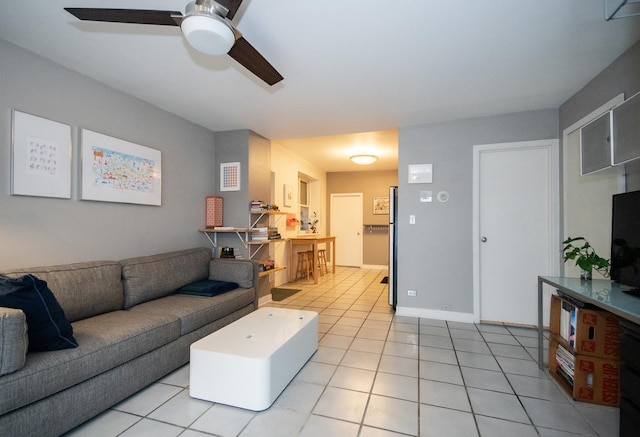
0,247,259,436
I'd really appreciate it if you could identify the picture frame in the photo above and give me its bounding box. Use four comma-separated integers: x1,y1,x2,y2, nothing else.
283,184,293,207
80,129,162,206
373,196,390,215
11,109,72,199
220,162,241,191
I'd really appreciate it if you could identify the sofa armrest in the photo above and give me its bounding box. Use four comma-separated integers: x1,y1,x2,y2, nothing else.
0,307,28,376
209,259,260,309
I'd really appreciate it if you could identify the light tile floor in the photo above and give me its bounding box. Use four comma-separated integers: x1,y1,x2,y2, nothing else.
65,267,619,436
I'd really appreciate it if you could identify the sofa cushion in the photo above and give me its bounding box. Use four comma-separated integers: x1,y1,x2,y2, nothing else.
0,308,28,376
177,279,239,297
0,274,77,351
120,248,212,309
0,310,180,416
0,261,124,323
209,258,255,289
129,287,255,335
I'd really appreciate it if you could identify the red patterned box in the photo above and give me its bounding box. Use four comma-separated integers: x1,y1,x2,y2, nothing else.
205,196,223,227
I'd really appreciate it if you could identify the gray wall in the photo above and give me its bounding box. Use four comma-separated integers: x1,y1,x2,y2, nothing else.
397,109,559,313
0,40,217,269
213,129,272,299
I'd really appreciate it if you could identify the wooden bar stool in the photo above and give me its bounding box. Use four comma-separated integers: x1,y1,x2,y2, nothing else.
295,251,314,281
317,249,328,276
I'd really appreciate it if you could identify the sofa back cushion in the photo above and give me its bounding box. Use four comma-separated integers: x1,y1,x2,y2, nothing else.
120,247,212,309
209,258,255,289
0,261,123,323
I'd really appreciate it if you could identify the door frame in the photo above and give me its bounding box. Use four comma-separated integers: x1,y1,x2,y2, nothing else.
330,192,363,267
472,139,560,323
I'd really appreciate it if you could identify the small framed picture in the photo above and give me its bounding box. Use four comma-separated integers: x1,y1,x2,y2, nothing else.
283,184,293,207
373,196,390,215
11,110,72,199
220,162,241,191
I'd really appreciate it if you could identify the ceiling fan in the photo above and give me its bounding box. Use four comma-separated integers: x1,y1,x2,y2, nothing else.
64,0,283,86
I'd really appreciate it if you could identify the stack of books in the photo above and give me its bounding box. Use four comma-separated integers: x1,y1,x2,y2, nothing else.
555,343,575,389
250,200,267,212
252,227,269,241
268,226,281,240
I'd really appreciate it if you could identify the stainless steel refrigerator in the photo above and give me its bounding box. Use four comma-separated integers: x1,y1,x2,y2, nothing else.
388,186,398,309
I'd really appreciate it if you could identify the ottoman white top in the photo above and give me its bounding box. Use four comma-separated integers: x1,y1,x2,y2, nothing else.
191,307,317,359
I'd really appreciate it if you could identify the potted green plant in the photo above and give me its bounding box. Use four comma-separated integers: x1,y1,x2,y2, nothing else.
562,237,610,280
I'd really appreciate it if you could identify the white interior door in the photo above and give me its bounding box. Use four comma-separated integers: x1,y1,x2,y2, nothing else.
473,140,558,325
330,193,363,267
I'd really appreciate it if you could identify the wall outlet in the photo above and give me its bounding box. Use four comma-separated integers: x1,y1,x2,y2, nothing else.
408,290,417,297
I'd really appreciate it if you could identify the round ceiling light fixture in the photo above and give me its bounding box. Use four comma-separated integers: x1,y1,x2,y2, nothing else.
181,14,235,56
350,154,378,165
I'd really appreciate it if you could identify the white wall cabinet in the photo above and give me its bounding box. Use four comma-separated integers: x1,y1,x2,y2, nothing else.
581,92,640,175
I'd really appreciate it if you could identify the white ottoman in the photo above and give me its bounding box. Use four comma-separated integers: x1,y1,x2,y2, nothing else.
189,307,318,411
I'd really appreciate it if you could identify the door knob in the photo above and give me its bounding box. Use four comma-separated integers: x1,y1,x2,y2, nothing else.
481,237,487,242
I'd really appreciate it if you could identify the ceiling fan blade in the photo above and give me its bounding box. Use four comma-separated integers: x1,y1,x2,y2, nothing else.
64,8,182,26
228,36,283,86
215,0,244,20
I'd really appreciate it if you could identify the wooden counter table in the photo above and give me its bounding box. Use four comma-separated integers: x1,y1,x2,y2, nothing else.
289,235,336,284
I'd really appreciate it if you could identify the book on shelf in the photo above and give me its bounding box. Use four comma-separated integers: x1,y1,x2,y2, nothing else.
250,200,267,212
251,226,269,241
559,299,577,348
555,365,575,390
555,343,575,386
268,226,281,240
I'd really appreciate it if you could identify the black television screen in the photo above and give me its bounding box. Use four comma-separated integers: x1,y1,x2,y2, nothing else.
611,190,640,291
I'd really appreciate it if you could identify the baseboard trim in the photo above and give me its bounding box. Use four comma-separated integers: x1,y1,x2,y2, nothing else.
395,306,477,323
362,264,388,270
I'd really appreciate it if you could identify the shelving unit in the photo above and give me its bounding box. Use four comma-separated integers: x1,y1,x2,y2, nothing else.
198,228,253,254
249,210,287,273
199,210,287,277
547,293,621,406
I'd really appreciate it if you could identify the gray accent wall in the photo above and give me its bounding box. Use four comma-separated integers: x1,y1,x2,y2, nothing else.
397,109,559,314
0,40,217,269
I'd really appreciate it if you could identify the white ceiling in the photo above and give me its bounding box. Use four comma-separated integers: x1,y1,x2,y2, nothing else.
1,1,639,172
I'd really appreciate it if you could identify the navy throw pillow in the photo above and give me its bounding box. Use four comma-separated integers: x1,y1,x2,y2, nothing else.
177,279,239,297
0,274,78,351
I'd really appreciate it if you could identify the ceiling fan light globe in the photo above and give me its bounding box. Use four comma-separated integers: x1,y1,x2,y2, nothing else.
181,15,234,56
